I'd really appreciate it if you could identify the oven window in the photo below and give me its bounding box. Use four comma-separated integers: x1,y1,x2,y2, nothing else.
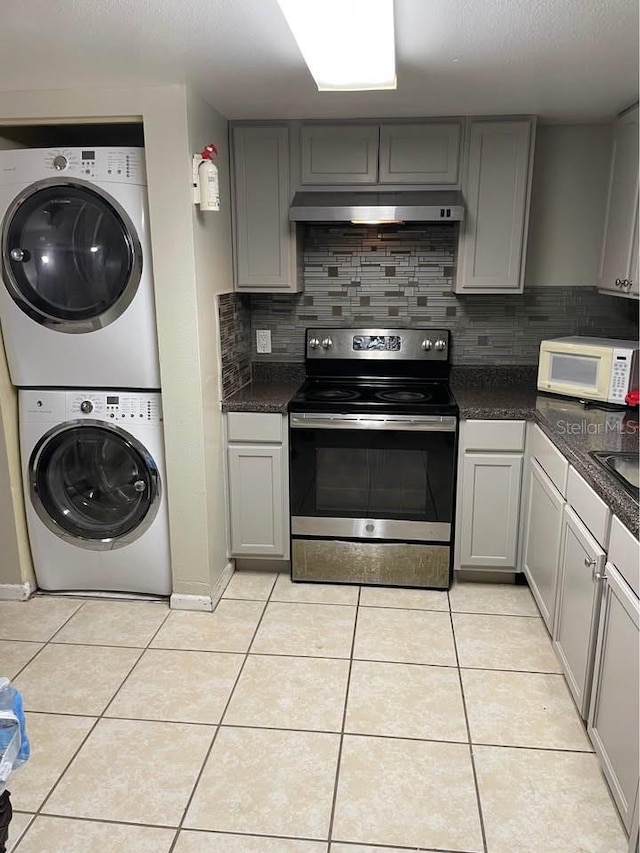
290,428,455,524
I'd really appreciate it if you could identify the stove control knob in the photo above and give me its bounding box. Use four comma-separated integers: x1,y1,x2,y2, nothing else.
434,339,447,352
321,337,333,350
421,339,433,351
308,337,320,349
80,400,94,414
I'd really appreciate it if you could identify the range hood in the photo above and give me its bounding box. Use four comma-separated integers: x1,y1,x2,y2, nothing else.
289,190,464,224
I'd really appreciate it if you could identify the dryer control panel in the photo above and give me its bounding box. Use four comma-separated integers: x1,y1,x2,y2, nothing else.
0,147,146,185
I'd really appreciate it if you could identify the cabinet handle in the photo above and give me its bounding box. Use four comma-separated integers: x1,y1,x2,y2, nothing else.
615,278,622,287
584,557,597,568
594,570,607,582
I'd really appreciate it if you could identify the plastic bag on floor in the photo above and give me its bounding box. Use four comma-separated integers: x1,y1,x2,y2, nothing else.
0,678,30,792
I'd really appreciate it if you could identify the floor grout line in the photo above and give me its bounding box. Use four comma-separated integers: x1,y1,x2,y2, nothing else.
326,585,361,847
165,570,277,853
449,605,489,853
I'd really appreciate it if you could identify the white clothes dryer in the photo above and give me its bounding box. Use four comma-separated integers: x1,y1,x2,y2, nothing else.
19,389,171,595
0,147,161,388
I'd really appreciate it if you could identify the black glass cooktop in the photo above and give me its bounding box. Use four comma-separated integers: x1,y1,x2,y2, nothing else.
289,379,458,415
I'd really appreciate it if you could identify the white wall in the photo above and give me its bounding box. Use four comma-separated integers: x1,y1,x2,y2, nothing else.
525,124,612,286
185,88,234,591
0,85,234,599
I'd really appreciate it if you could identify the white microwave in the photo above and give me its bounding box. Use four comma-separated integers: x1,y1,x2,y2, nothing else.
538,336,639,404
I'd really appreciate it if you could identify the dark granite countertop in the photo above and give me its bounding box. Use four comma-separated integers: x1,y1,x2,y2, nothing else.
222,379,302,414
223,364,638,536
451,370,638,537
532,395,638,537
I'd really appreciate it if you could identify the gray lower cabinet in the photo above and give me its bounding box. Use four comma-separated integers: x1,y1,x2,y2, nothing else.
522,457,564,632
226,413,289,558
553,505,606,718
227,444,287,557
231,125,300,292
588,563,640,834
598,104,639,299
458,452,523,569
455,118,535,293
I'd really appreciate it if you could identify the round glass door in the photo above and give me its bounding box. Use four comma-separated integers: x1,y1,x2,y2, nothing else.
2,180,142,333
30,424,160,549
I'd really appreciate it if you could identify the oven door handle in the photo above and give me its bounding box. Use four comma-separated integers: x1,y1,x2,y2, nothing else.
289,414,458,431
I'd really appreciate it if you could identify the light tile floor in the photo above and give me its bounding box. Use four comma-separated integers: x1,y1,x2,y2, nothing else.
0,576,629,853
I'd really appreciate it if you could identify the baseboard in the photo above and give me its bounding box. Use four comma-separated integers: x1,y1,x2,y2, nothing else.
210,560,235,603
454,570,518,584
170,561,235,612
169,593,214,612
0,581,34,601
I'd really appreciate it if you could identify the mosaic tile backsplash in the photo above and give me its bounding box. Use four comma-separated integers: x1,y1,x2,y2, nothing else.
244,224,638,365
218,292,252,397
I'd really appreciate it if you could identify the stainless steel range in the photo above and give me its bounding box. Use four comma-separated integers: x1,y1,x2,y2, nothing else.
288,328,459,590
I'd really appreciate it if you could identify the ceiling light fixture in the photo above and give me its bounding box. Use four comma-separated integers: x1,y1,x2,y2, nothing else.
277,0,396,92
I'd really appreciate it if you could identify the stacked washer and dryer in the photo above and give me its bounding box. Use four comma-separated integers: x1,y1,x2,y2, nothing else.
0,147,171,595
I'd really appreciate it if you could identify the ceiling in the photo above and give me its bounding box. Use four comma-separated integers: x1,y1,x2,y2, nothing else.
1,0,637,122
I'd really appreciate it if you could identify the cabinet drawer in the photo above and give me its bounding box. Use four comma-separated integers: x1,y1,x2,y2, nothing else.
464,419,525,452
608,516,640,598
567,467,611,549
227,412,284,443
529,424,569,496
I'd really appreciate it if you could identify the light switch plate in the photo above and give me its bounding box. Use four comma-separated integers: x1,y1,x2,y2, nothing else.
256,329,271,354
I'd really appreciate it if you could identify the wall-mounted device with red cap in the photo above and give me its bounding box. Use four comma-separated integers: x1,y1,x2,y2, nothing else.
191,143,220,212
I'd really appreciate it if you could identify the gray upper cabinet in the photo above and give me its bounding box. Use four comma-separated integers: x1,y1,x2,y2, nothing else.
300,124,379,184
232,125,300,292
598,105,639,299
379,123,462,184
455,118,535,294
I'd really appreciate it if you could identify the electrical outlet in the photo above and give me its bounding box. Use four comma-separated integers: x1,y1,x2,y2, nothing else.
256,329,271,354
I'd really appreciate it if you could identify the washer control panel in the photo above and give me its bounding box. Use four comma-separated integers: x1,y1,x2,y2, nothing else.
68,392,162,424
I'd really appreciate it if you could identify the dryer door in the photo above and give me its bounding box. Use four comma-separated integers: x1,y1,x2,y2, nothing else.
29,422,161,550
2,179,142,333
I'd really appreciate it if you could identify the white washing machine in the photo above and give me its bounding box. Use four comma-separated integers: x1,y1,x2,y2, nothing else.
19,389,171,595
0,147,161,388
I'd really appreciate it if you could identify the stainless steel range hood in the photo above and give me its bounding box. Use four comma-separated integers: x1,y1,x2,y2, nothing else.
289,191,464,224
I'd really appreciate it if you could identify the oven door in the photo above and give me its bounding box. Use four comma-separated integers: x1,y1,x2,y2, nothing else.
289,412,458,588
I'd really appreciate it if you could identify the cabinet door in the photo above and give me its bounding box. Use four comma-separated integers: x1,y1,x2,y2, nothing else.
523,459,564,632
300,124,379,184
459,453,523,569
599,106,639,297
228,444,287,557
456,119,535,293
588,563,640,834
378,123,461,184
232,126,299,291
553,505,605,718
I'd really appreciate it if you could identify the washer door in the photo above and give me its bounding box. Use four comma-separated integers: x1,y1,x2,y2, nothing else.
30,422,161,550
2,179,142,333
